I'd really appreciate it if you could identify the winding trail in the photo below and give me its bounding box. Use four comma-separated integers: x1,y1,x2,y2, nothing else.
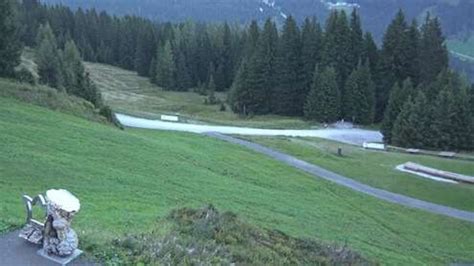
205,132,474,223
116,113,383,145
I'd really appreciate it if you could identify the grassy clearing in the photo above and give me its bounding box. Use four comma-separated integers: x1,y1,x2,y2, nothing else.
1,97,474,264
85,62,315,129
241,136,474,211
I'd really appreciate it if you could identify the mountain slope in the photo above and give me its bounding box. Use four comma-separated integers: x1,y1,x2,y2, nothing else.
1,94,474,264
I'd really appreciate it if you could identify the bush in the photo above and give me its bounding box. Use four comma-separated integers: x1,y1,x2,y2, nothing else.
110,205,373,265
99,105,123,129
219,103,226,112
15,68,36,85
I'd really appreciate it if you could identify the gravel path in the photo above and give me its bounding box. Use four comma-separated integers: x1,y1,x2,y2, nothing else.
116,113,383,145
205,132,474,223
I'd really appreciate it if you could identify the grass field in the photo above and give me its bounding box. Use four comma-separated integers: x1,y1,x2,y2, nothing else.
1,94,474,264
241,136,474,212
85,62,315,129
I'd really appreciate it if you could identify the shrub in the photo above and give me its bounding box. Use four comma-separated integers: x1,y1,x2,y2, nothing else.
15,68,36,85
110,205,373,265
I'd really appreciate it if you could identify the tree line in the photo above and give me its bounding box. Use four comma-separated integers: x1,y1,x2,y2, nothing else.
0,0,104,118
3,0,473,150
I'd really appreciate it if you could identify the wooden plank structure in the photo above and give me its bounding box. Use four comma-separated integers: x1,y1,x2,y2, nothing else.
403,162,474,184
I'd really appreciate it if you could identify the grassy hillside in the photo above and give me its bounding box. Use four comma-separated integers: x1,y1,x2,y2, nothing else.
242,136,474,211
0,78,106,123
1,95,474,264
85,62,314,129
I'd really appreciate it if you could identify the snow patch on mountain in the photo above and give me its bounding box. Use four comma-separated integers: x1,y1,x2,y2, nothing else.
319,0,360,10
262,0,275,8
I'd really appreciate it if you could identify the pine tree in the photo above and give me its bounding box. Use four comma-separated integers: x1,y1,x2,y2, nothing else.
450,85,472,150
406,20,420,85
36,23,63,89
429,87,456,150
83,72,103,107
219,22,233,90
155,40,176,90
62,40,85,95
135,24,155,77
392,92,430,148
18,0,43,47
245,18,278,115
273,16,304,116
148,56,157,83
244,20,260,58
362,32,379,77
0,0,21,77
61,39,102,107
381,79,413,143
343,63,375,125
377,9,410,121
206,74,217,105
349,9,364,68
174,49,192,91
322,10,352,95
304,67,340,122
391,97,414,148
301,17,323,99
419,14,449,85
229,58,251,115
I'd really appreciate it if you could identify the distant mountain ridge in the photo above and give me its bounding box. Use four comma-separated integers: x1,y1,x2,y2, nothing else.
40,0,473,39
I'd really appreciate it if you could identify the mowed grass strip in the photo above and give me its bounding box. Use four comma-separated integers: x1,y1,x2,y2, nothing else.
85,62,314,129
1,97,474,264
242,136,474,212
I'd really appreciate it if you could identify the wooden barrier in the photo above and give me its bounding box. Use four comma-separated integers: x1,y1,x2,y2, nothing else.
403,162,474,184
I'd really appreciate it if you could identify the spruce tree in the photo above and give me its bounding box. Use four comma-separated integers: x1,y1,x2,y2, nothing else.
219,22,233,90
229,58,251,115
391,97,414,148
304,67,340,123
450,85,472,150
149,56,157,84
349,9,364,68
206,74,217,105
273,16,304,116
406,20,420,85
301,17,323,98
83,72,103,107
430,87,456,150
245,20,260,58
62,40,85,96
175,50,192,91
245,18,278,115
135,24,155,77
381,79,413,143
378,9,410,121
155,41,176,90
0,0,21,77
343,63,375,125
362,32,379,77
36,23,63,89
419,14,449,85
392,92,429,148
322,10,352,95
